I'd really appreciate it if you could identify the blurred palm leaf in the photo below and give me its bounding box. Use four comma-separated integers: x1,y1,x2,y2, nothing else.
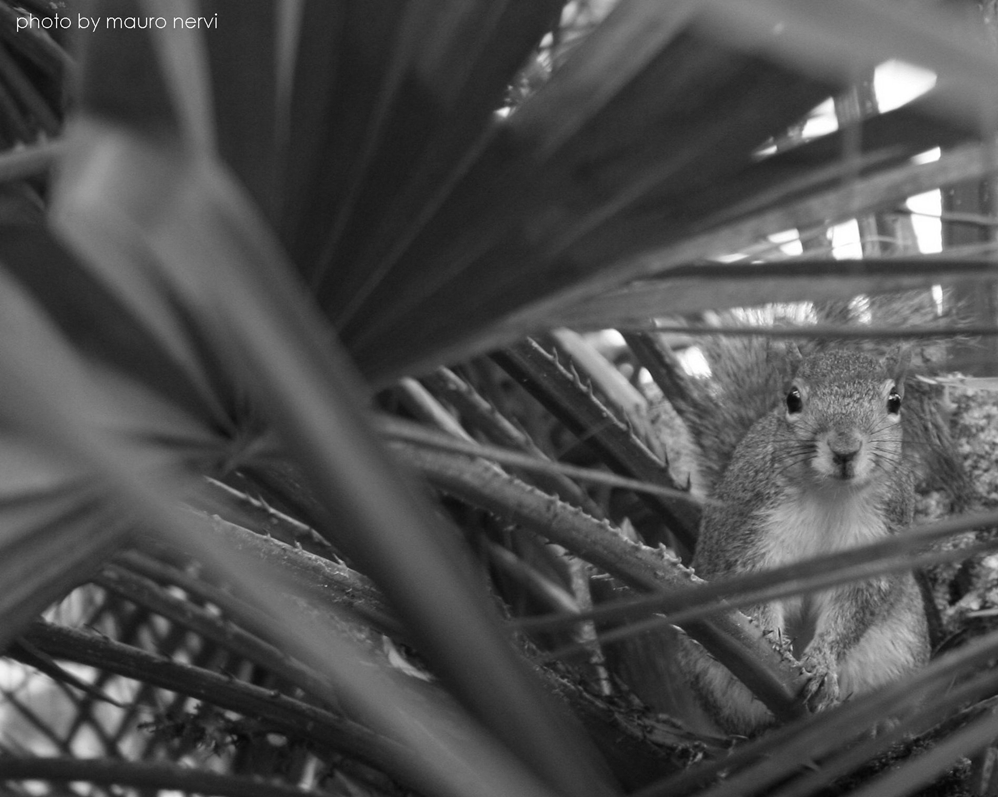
2,0,998,795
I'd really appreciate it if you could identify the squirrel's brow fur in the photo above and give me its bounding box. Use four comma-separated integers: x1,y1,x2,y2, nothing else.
795,350,888,382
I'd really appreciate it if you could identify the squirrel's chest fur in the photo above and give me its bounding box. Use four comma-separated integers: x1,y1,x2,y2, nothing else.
757,485,888,567
755,486,889,654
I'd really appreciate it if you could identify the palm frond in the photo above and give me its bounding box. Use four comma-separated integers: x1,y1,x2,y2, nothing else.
4,0,998,794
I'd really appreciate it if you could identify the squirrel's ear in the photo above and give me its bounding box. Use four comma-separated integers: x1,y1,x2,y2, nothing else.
785,342,804,369
767,341,803,367
769,341,804,390
883,344,912,384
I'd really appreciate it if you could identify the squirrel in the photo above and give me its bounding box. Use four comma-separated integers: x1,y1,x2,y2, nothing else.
681,345,930,735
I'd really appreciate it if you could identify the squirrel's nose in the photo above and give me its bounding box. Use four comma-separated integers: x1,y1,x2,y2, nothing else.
829,436,863,478
832,447,859,467
828,430,863,465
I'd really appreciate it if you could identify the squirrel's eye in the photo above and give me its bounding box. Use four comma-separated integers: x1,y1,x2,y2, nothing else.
786,388,803,414
887,388,902,415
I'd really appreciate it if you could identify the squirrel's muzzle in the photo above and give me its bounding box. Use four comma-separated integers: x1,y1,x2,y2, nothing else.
821,429,866,481
831,445,860,479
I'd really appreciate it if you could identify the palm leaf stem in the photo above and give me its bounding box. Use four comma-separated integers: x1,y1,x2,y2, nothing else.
0,756,333,797
846,701,998,797
95,563,341,708
378,415,699,503
631,324,998,339
651,627,998,797
493,339,700,549
123,514,399,638
621,332,698,419
398,441,807,722
562,259,998,328
420,367,605,515
20,620,407,776
0,41,58,135
759,673,998,797
521,509,998,637
0,0,72,79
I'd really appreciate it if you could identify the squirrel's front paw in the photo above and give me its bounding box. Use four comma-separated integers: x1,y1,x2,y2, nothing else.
801,651,840,713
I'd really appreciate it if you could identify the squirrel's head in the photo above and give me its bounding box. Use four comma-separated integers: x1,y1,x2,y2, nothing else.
778,346,909,489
